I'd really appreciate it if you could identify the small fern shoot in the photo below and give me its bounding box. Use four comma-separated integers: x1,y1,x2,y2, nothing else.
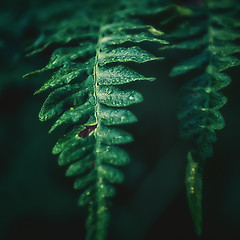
24,1,168,239
169,0,240,236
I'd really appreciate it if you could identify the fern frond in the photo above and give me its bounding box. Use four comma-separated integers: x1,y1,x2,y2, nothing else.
169,0,240,236
25,2,168,239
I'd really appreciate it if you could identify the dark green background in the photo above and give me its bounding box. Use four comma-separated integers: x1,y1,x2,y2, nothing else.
1,0,240,239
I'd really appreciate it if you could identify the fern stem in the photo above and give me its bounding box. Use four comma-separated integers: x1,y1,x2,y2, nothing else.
90,19,109,240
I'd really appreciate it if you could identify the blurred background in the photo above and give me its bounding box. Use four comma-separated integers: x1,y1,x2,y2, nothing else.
0,0,240,239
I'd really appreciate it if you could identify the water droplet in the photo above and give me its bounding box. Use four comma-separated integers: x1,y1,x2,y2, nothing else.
129,96,134,100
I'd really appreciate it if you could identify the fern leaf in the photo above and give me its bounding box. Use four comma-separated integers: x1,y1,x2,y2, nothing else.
25,2,168,239
169,0,240,236
185,152,202,237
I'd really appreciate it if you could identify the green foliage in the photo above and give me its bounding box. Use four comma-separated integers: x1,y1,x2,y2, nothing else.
21,0,240,239
169,0,240,235
24,1,170,239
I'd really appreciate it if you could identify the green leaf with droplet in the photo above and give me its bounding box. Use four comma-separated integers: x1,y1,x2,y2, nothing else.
98,86,143,107
58,144,95,166
39,84,90,121
99,165,124,184
97,65,155,85
97,145,131,166
74,170,97,190
101,32,168,46
97,126,133,145
98,46,163,65
185,152,202,237
99,105,137,125
66,154,94,177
